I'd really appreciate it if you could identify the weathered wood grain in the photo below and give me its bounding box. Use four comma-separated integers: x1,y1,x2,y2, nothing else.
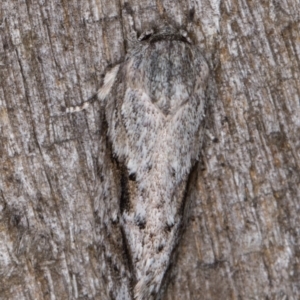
0,0,299,299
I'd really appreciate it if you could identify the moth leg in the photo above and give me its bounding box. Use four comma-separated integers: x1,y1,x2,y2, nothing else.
61,95,97,114
62,64,120,115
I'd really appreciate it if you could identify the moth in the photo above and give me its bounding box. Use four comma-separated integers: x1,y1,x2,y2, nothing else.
66,26,209,300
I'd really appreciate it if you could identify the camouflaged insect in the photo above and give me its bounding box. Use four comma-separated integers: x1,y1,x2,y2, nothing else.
66,26,209,300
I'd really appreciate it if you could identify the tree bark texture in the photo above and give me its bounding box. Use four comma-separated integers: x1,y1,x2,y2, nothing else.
0,0,300,299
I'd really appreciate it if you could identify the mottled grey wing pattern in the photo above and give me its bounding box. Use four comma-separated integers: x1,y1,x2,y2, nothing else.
101,29,209,300
65,27,209,299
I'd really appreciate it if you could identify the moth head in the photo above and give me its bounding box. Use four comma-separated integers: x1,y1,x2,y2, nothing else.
138,26,192,44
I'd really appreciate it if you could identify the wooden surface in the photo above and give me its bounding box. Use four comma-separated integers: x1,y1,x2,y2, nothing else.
0,0,300,299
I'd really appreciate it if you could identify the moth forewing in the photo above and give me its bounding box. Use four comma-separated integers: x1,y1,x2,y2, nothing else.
64,26,209,300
